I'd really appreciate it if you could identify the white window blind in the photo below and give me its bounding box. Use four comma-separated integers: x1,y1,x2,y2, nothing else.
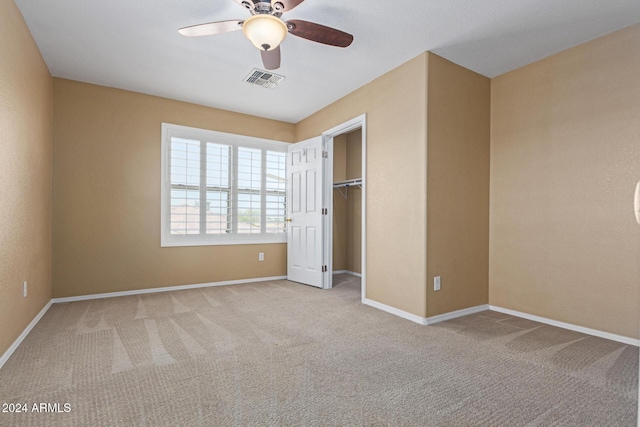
237,147,262,234
169,137,201,235
265,151,287,233
161,123,288,246
205,142,232,235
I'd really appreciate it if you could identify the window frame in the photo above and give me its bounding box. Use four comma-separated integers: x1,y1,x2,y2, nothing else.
161,123,288,247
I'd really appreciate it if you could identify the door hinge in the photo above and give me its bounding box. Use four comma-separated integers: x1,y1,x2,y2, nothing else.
322,265,327,272
322,151,328,158
322,208,327,215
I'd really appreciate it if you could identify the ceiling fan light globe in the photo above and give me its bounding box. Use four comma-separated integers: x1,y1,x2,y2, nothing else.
242,14,287,51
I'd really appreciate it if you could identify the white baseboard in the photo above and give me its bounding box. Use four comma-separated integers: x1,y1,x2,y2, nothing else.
333,270,362,277
52,276,287,303
490,305,639,347
362,300,639,347
425,305,490,325
1,276,288,371
364,299,490,326
363,298,428,325
0,301,52,370
7,280,636,377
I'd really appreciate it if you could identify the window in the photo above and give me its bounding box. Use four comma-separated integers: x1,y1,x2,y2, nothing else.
161,123,288,246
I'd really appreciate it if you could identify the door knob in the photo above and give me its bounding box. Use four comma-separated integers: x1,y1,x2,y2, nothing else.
285,217,292,222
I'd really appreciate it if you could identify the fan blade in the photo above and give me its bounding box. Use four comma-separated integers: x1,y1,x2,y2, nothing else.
286,20,353,47
272,0,305,12
178,20,243,37
261,46,281,70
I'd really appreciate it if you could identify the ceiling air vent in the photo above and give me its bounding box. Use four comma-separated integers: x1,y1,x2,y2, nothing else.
244,68,285,89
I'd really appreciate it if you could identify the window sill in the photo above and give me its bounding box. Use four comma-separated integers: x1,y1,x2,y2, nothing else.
161,235,287,247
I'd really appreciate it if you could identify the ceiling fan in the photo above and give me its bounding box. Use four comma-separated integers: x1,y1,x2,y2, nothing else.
178,0,353,70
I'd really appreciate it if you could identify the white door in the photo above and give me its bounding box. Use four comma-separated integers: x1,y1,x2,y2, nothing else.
287,136,324,287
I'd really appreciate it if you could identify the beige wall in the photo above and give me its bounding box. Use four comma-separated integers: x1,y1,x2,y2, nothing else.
346,129,362,180
333,133,348,182
8,8,633,343
0,0,53,355
297,54,428,317
490,24,640,339
332,134,347,271
426,53,491,317
52,79,296,297
345,129,362,274
332,129,363,274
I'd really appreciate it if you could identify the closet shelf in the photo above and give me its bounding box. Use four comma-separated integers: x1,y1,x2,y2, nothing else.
333,178,362,188
333,178,362,199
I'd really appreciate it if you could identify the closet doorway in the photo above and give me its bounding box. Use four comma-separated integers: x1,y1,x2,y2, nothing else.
322,115,366,302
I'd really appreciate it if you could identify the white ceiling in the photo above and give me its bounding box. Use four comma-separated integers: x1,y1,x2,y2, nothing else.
15,0,640,123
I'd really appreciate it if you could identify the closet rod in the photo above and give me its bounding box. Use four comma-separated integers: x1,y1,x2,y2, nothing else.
333,178,362,188
333,178,362,199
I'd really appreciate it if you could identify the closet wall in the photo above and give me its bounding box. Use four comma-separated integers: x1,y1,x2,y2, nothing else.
333,129,362,274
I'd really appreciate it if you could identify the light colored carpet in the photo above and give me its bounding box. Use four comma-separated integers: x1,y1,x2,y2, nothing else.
0,274,637,426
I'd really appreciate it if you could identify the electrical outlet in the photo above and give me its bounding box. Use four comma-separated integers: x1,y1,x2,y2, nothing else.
23,281,27,298
258,252,264,261
434,276,441,291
